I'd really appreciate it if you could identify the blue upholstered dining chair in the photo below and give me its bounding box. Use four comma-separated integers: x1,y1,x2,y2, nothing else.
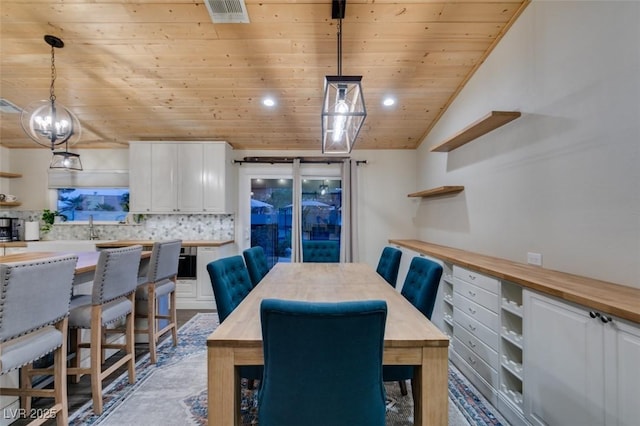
207,255,262,383
376,246,402,287
243,245,271,287
67,245,143,415
302,240,340,262
0,255,77,426
384,256,443,399
135,239,182,364
258,299,388,426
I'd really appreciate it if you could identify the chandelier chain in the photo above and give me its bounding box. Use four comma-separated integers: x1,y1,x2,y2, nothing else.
49,44,57,102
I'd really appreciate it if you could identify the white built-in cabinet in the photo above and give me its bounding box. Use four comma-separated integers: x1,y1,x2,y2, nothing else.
176,244,236,310
524,290,640,426
129,141,235,214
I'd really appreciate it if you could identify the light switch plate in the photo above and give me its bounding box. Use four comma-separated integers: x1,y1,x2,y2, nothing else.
527,252,542,266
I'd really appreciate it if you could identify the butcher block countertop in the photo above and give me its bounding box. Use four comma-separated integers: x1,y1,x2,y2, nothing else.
0,242,27,248
95,240,234,248
390,239,640,324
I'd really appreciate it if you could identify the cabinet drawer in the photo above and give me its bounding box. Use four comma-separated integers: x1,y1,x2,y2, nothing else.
454,308,499,351
455,322,499,370
453,336,499,387
454,277,499,313
454,291,499,330
453,265,499,294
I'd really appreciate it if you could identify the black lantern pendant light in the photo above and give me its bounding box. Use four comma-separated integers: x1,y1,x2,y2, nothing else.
21,35,83,170
321,0,366,154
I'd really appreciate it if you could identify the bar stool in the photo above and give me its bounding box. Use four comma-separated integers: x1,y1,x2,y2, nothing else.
135,239,181,364
0,255,78,426
67,245,142,415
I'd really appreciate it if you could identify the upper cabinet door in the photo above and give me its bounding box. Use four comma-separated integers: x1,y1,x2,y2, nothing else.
177,144,204,212
203,143,235,213
129,143,152,212
150,143,179,212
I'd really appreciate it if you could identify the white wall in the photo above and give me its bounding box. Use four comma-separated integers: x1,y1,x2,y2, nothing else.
416,1,640,288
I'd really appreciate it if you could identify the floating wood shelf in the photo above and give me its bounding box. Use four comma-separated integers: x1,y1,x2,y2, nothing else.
0,201,21,207
430,111,521,152
0,172,22,178
408,186,465,198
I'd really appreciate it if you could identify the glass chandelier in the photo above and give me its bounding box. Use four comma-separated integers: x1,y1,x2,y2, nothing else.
321,0,366,154
20,35,82,170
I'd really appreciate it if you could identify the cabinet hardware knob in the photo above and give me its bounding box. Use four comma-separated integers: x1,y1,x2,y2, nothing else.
589,311,600,319
468,356,476,365
468,307,476,314
468,291,476,297
468,324,476,331
468,341,476,348
469,275,476,280
600,315,612,324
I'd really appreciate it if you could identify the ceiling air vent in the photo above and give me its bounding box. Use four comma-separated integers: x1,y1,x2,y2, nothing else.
0,98,22,114
205,0,250,24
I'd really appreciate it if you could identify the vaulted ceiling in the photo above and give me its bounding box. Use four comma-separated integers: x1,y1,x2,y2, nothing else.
0,0,529,151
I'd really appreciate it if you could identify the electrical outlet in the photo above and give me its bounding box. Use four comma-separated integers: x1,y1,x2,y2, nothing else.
527,252,542,266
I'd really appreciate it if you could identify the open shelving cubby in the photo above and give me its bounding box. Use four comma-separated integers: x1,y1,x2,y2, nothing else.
430,111,521,153
407,185,464,198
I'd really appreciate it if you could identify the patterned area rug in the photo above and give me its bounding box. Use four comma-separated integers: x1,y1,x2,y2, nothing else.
68,313,508,426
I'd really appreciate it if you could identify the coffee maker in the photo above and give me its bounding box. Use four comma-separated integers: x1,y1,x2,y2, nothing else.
0,218,11,242
0,218,22,241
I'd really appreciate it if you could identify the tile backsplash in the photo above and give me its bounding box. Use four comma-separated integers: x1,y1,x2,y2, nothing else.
0,211,235,241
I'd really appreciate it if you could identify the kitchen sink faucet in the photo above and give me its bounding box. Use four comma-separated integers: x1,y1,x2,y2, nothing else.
88,215,99,240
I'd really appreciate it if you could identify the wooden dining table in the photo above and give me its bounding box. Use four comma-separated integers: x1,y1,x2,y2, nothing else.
207,262,450,426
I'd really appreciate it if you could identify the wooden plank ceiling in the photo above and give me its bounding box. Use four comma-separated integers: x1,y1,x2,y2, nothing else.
0,0,529,151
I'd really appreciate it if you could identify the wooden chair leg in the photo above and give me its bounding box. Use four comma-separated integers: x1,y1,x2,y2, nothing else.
170,283,178,347
55,318,69,426
126,293,136,383
70,328,82,384
148,283,157,364
90,307,104,415
19,363,32,412
398,380,408,396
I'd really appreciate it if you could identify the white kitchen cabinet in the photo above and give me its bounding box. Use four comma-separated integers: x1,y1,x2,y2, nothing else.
523,290,639,426
604,318,640,426
202,143,236,213
176,243,236,309
451,265,501,405
129,141,235,214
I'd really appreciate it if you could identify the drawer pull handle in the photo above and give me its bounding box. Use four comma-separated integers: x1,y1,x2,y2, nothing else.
589,311,600,319
468,324,477,331
468,356,476,365
469,275,476,280
468,307,476,315
468,340,476,348
468,290,476,297
600,315,612,324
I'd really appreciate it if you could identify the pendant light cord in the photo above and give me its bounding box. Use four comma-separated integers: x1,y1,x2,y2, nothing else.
337,18,342,76
49,43,57,103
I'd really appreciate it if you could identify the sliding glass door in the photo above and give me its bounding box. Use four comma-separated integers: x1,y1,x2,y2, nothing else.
238,163,342,264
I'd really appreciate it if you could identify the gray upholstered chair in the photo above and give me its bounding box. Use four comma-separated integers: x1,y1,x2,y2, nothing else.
383,256,443,399
67,245,142,415
0,255,77,426
135,239,181,364
258,299,388,426
243,245,271,286
376,246,402,287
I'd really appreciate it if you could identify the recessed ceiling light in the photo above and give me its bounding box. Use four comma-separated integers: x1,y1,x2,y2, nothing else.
383,97,395,107
263,98,276,107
